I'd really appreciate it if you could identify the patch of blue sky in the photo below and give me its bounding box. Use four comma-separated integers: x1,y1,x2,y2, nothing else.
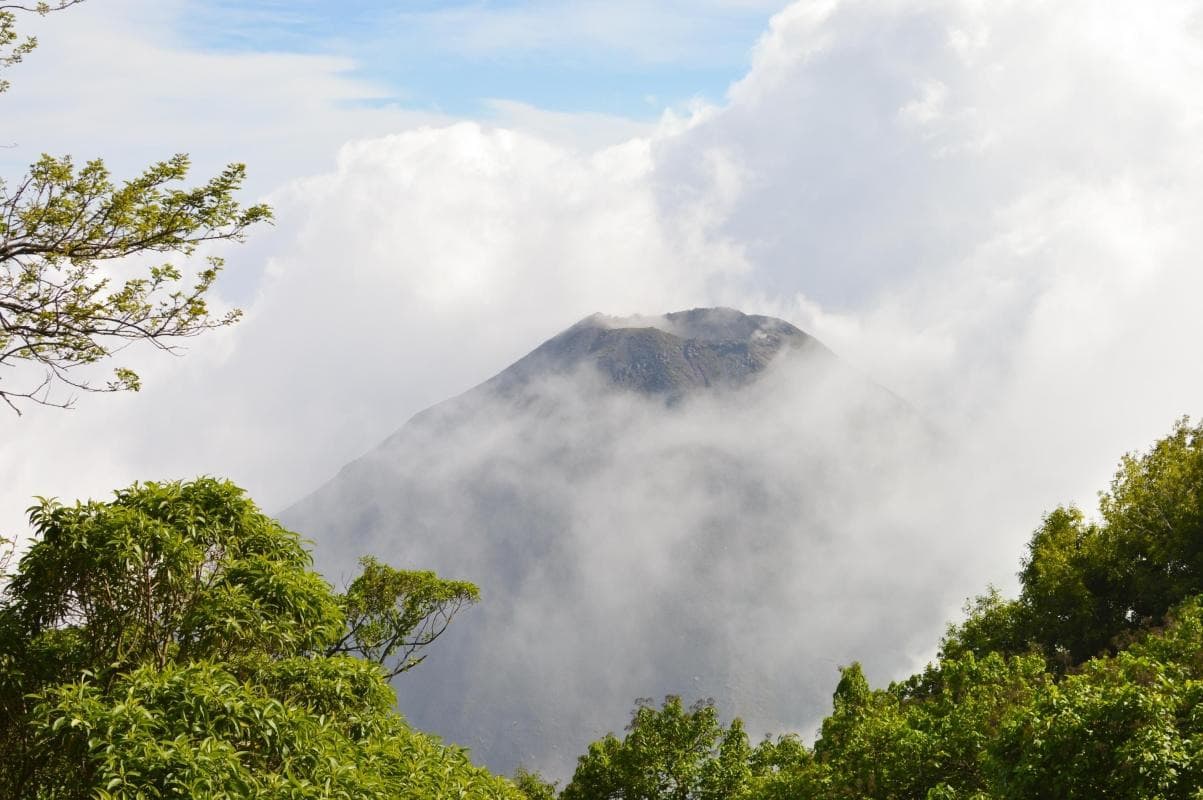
179,0,788,119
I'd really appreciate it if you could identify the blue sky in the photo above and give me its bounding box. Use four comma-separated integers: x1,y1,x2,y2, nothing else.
180,0,787,117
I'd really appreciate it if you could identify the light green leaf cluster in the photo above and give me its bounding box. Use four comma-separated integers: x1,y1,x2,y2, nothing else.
33,657,511,800
0,153,271,411
0,478,519,799
560,696,809,800
331,556,480,678
561,418,1203,800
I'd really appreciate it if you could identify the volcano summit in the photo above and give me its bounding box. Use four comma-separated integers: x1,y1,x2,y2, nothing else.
283,308,953,777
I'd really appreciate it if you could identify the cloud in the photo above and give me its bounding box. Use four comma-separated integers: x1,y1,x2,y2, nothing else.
651,0,1203,517
4,0,1203,778
0,117,742,539
0,0,448,198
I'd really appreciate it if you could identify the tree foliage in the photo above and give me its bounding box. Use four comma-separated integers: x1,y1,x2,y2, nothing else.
941,416,1203,668
0,478,514,799
513,768,559,800
560,696,809,800
329,556,479,679
1,3,271,412
0,2,83,95
0,155,271,412
559,417,1203,799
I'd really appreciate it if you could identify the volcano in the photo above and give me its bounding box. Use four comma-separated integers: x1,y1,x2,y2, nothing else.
282,308,949,777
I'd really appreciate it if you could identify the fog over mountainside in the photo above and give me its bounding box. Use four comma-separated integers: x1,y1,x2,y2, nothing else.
282,308,965,777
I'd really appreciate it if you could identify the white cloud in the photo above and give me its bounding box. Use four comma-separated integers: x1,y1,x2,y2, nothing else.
481,100,654,152
4,0,1203,775
0,117,745,539
0,0,447,197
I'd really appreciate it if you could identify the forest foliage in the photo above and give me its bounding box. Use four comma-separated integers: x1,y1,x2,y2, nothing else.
542,417,1203,800
3,419,1202,798
0,479,513,799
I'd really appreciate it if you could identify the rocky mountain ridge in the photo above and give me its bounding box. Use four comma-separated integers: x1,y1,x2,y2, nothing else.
486,307,834,400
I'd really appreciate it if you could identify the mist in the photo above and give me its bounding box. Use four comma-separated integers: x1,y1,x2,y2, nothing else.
283,319,1034,778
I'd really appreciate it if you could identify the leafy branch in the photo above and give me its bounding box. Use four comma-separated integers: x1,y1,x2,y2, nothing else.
329,556,481,680
0,2,84,94
0,154,272,412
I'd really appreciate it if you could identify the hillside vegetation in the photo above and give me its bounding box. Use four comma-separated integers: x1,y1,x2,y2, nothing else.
0,479,518,799
3,418,1203,798
545,417,1203,799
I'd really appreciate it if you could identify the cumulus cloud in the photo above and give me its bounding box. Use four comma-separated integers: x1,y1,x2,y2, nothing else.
636,0,1203,541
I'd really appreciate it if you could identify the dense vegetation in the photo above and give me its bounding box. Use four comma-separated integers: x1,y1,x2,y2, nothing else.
0,479,516,799
546,417,1203,800
2,423,1202,798
2,427,1200,799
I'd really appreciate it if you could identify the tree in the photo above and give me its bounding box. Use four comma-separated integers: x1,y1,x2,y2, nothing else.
560,696,754,800
0,477,511,798
938,587,1033,663
992,598,1203,799
512,767,559,800
1017,506,1120,664
328,556,479,679
1097,417,1203,623
1006,417,1203,666
1,3,271,413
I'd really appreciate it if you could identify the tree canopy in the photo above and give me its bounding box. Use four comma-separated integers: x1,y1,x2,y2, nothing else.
556,417,1203,800
560,696,808,800
0,478,513,799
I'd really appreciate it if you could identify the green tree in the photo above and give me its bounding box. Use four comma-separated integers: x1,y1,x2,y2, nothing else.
512,767,559,800
1098,417,1203,624
992,597,1203,799
741,734,816,800
938,587,1032,663
328,556,479,679
946,418,1203,670
811,663,928,799
560,696,754,800
1017,506,1120,664
0,478,514,799
1,3,270,413
1010,418,1203,666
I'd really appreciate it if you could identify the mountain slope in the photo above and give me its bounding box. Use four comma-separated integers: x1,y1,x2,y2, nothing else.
281,308,951,778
